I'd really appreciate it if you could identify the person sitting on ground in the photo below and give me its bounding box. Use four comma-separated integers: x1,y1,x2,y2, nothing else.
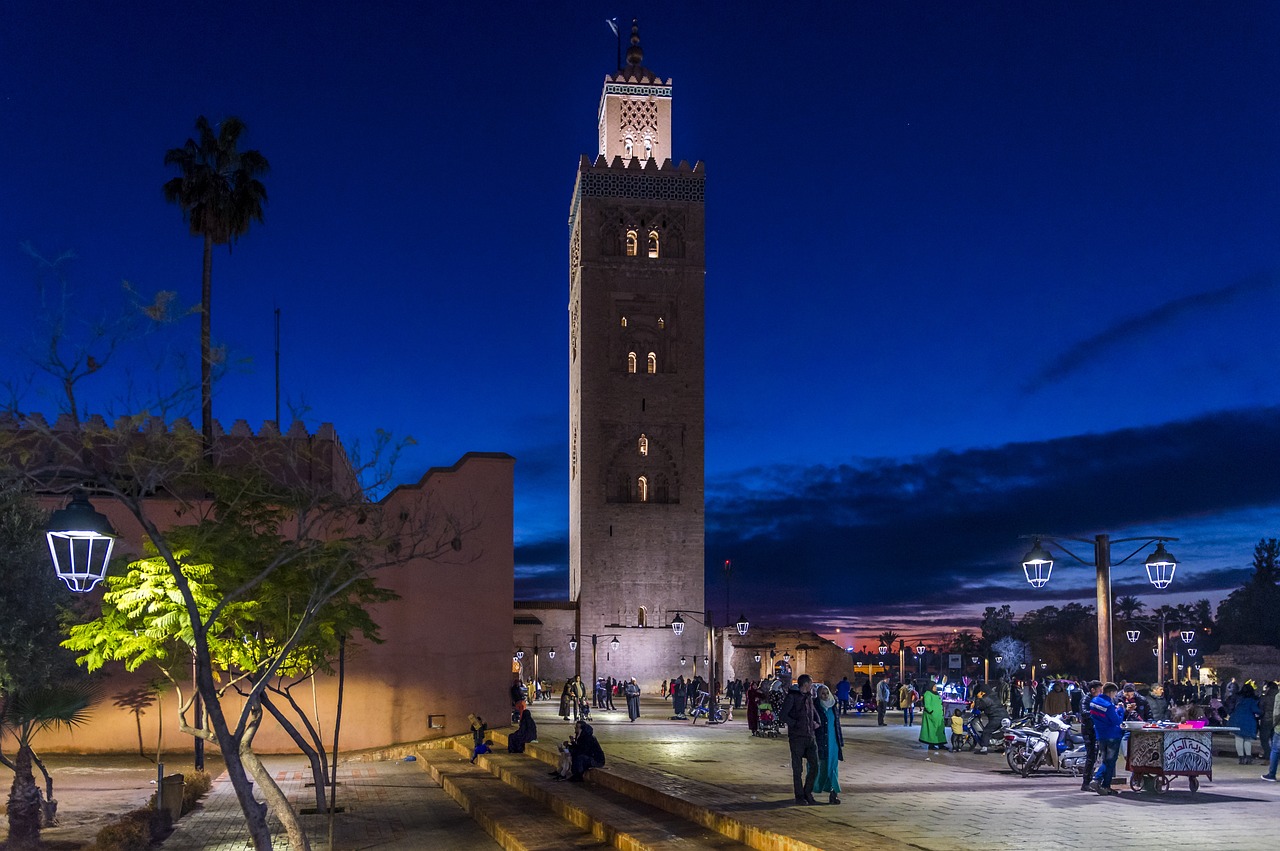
471,738,493,764
950,709,965,751
507,707,538,753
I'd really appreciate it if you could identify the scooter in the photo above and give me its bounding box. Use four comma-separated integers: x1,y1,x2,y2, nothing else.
1018,713,1087,777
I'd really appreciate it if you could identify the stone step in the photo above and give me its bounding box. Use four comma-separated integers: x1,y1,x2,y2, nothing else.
477,729,905,851
420,747,610,851
458,738,749,851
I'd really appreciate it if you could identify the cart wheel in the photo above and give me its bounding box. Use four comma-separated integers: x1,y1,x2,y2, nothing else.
1188,776,1199,792
1158,775,1172,793
1129,773,1144,792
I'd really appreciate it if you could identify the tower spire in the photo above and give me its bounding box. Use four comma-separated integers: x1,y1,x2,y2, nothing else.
626,19,643,67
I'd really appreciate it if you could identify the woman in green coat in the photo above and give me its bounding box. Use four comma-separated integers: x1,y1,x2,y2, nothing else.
919,681,948,750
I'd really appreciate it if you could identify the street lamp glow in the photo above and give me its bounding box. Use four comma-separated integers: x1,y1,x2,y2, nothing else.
515,648,524,660
1144,542,1177,589
670,613,685,636
754,653,762,662
783,652,792,663
548,648,556,659
680,655,686,666
569,637,578,652
995,655,1003,663
1180,630,1195,644
610,636,620,651
915,644,925,655
1021,539,1053,587
1187,648,1197,657
1127,629,1141,643
46,492,117,593
735,614,749,635
878,645,888,655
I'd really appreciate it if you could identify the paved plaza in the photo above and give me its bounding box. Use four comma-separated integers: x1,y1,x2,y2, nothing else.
56,696,1276,850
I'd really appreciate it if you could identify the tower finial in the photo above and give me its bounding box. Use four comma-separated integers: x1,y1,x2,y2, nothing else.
626,19,643,67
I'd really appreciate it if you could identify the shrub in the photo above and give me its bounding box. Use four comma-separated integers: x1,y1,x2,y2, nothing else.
181,770,213,814
94,806,171,850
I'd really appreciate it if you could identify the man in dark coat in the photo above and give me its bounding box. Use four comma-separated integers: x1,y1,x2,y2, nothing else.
781,674,820,805
974,687,1009,754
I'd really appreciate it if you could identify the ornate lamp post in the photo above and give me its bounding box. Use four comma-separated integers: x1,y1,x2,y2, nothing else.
1020,534,1180,682
45,491,117,592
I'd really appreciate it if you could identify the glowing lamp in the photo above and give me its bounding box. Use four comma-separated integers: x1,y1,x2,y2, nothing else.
569,637,578,652
878,645,888,655
515,648,524,660
548,648,556,660
680,655,686,666
916,644,926,655
1187,648,1197,657
1180,630,1195,644
1152,647,1159,656
754,653,762,662
1021,539,1054,587
46,492,117,593
670,613,685,636
736,614,749,635
783,652,792,663
1144,542,1177,589
610,636,620,651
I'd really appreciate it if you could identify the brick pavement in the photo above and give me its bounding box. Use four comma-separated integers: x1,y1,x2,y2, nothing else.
155,697,1280,850
161,756,500,850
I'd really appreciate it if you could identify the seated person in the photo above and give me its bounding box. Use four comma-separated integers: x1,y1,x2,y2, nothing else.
508,708,538,753
555,720,605,782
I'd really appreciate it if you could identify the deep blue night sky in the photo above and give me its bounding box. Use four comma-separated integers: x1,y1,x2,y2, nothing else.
3,2,1278,646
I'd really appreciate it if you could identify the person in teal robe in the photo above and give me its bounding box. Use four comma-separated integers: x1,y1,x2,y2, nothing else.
812,684,844,804
919,681,948,750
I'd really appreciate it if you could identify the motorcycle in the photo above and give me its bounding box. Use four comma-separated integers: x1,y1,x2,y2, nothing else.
1017,713,1087,777
1001,716,1044,772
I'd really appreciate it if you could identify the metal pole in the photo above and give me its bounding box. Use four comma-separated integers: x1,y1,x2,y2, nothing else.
591,634,598,690
1095,534,1114,682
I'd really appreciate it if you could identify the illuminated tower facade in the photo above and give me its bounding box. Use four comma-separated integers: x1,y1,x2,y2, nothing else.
567,23,706,685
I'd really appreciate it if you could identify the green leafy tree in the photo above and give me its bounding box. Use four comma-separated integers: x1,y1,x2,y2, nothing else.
1215,538,1280,648
163,115,269,452
0,484,92,842
979,604,1018,647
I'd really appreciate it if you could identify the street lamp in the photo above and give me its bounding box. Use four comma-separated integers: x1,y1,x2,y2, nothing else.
1127,630,1141,643
567,633,620,689
548,648,556,660
1187,648,1198,657
1019,533,1180,682
515,648,524,660
1180,630,1196,644
670,614,685,636
878,644,888,656
46,491,117,592
735,614,750,636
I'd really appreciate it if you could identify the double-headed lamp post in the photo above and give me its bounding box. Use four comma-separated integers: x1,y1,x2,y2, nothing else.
567,633,620,688
671,610,748,695
1021,534,1179,683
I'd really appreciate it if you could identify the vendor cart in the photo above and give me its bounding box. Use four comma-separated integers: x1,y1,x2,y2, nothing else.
1124,725,1237,793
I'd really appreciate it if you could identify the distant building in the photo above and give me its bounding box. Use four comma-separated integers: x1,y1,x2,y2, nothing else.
516,22,707,690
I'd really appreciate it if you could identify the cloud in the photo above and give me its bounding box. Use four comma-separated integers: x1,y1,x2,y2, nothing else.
706,407,1280,617
1022,274,1278,395
514,535,569,600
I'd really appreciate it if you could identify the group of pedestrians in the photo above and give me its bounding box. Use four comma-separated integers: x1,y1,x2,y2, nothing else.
781,675,845,805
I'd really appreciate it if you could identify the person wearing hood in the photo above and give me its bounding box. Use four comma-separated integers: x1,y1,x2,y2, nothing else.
567,720,606,781
625,677,642,721
1229,684,1261,764
919,681,947,751
507,708,537,753
812,684,844,804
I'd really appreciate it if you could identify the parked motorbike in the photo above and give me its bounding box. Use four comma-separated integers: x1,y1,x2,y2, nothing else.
1001,716,1044,772
1017,713,1087,777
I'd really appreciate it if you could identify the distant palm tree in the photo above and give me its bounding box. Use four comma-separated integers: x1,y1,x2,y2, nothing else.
164,116,269,453
1115,595,1145,621
876,630,900,651
1,684,96,845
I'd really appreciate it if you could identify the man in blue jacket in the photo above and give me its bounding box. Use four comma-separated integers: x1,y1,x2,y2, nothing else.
1088,682,1126,796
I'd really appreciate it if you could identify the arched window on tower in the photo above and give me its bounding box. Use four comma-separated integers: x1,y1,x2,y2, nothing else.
627,352,637,373
620,315,627,328
638,606,647,628
637,475,649,503
647,352,657,374
624,137,634,158
625,230,638,257
657,317,665,329
648,230,660,259
643,137,652,160
638,434,648,456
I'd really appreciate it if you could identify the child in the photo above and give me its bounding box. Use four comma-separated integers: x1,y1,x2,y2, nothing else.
470,738,493,764
950,709,965,751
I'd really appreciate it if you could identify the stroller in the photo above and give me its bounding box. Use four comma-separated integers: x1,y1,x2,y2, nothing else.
755,698,782,738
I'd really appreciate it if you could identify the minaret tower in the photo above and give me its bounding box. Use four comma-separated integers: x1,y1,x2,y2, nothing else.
567,22,706,686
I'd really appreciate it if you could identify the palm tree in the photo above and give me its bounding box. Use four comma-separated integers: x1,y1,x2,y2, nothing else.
1114,595,1145,621
163,116,269,454
1,684,96,847
876,630,900,651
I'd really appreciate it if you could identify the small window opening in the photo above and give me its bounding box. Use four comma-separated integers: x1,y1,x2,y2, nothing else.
625,231,638,257
624,137,634,157
643,137,652,159
657,317,665,329
620,315,627,328
638,606,647,627
648,231,660,259
627,352,637,373
638,434,648,456
646,352,657,374
637,475,649,503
